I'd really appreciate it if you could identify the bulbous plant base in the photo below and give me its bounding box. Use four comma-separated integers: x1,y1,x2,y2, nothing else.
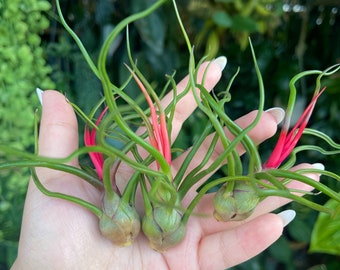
213,181,260,221
142,205,186,252
99,194,141,246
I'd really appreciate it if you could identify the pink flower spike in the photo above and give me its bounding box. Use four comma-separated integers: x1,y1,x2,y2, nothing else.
263,88,325,169
127,67,172,167
84,107,109,179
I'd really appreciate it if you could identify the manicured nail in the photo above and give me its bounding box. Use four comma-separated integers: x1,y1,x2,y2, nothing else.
312,163,325,171
213,56,227,71
36,88,43,105
277,209,296,227
265,107,285,125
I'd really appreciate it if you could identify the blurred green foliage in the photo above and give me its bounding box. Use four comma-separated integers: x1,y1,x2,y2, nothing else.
0,0,54,268
310,198,340,256
1,0,340,269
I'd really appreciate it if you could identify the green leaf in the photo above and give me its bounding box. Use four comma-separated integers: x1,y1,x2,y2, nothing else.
310,198,340,255
288,216,313,242
215,0,234,3
231,15,258,32
132,0,165,55
36,1,52,11
212,11,232,28
268,236,292,263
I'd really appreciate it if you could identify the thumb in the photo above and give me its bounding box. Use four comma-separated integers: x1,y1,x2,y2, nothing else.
26,90,82,202
30,90,101,203
38,90,79,166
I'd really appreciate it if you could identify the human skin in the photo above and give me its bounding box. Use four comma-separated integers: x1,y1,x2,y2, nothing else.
12,59,320,270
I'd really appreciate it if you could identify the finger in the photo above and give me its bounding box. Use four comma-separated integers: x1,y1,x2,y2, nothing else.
162,56,227,142
36,90,79,182
38,90,78,160
198,213,284,269
196,163,321,234
252,162,323,216
175,109,283,204
28,90,100,206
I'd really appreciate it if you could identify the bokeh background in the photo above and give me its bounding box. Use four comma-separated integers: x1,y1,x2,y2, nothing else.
1,0,339,269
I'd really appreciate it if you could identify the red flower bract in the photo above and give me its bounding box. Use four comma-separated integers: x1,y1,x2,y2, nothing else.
128,69,172,167
263,87,326,169
84,107,109,179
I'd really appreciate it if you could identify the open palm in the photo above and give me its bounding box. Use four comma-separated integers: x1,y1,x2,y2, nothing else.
12,59,319,270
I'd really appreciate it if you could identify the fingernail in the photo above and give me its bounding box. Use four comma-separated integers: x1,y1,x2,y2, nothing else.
312,163,325,171
213,56,227,71
277,209,296,227
265,107,285,125
36,88,43,105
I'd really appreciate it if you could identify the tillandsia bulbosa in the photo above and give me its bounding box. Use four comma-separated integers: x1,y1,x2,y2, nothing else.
211,63,340,222
141,181,185,252
213,181,260,222
1,0,340,253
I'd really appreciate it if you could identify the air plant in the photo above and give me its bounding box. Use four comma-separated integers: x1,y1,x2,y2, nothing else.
0,0,340,253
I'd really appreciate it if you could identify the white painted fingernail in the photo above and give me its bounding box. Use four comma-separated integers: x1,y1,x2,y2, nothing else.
213,56,227,71
265,107,285,125
312,163,325,171
277,209,296,227
36,88,43,105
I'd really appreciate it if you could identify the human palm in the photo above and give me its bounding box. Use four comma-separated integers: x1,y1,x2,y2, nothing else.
12,59,319,270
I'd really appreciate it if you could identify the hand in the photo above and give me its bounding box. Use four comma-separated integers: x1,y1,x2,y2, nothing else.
12,58,320,270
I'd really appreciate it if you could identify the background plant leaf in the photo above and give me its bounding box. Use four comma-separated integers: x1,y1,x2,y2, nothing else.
310,197,340,255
